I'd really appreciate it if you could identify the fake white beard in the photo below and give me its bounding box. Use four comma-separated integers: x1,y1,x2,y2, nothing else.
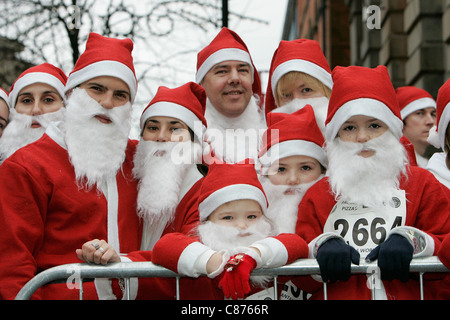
259,175,322,234
0,108,66,163
326,131,408,208
271,96,329,135
204,96,265,163
197,218,274,253
198,218,275,287
64,88,132,191
205,96,266,132
133,140,202,225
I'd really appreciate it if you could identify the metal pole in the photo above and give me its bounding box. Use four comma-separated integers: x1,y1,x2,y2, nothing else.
222,0,228,28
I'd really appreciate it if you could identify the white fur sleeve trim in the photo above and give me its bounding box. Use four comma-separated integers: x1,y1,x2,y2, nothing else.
389,226,435,258
119,256,138,300
308,232,344,258
249,237,288,268
177,242,215,278
206,250,230,279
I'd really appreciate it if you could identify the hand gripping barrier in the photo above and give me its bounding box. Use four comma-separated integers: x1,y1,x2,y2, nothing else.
15,257,449,300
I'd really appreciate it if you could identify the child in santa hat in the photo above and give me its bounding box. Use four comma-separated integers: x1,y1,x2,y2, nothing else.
293,65,450,300
265,39,332,135
0,63,67,163
258,105,327,235
77,160,308,300
196,27,266,164
257,106,327,300
0,88,9,137
150,160,308,300
427,78,450,189
396,86,437,168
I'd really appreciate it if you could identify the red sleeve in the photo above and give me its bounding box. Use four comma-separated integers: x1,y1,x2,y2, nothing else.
0,160,47,300
151,233,201,272
272,233,308,264
295,178,336,243
405,167,450,252
400,136,418,167
438,233,450,269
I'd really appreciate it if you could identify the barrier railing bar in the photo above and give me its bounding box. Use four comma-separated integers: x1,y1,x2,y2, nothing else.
419,272,424,300
176,276,180,300
273,276,278,300
15,257,449,300
79,278,83,300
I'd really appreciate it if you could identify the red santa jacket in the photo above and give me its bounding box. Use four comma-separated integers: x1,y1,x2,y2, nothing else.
158,176,203,240
125,232,308,300
0,132,142,300
437,233,450,299
293,165,450,300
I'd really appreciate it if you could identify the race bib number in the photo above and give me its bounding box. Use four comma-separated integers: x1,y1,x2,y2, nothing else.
323,190,406,254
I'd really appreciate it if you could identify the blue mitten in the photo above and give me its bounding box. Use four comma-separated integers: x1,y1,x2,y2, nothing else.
366,234,413,282
316,238,360,282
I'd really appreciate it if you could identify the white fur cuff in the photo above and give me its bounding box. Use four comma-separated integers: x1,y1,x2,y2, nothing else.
389,226,435,258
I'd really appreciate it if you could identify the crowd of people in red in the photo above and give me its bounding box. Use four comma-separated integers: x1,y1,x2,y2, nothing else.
0,27,449,300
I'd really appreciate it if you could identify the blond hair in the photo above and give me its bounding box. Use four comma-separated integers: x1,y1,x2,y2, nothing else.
274,71,331,107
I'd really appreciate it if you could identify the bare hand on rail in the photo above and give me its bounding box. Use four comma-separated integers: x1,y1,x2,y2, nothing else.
76,239,121,265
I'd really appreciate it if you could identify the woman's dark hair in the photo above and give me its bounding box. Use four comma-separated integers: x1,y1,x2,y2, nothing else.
188,127,209,176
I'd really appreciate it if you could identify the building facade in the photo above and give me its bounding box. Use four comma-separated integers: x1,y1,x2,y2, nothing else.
283,0,450,97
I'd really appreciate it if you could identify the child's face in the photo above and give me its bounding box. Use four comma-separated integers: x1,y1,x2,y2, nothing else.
267,155,322,187
142,116,191,142
337,115,389,158
208,199,263,231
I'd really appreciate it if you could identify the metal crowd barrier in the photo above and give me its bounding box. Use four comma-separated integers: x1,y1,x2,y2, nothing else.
15,256,449,300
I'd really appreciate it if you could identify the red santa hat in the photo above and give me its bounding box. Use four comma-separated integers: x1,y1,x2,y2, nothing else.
259,105,327,172
325,65,403,141
396,86,436,120
265,39,333,115
196,27,262,102
198,160,268,221
9,63,67,108
432,78,450,150
0,88,9,108
140,82,207,141
65,33,137,103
